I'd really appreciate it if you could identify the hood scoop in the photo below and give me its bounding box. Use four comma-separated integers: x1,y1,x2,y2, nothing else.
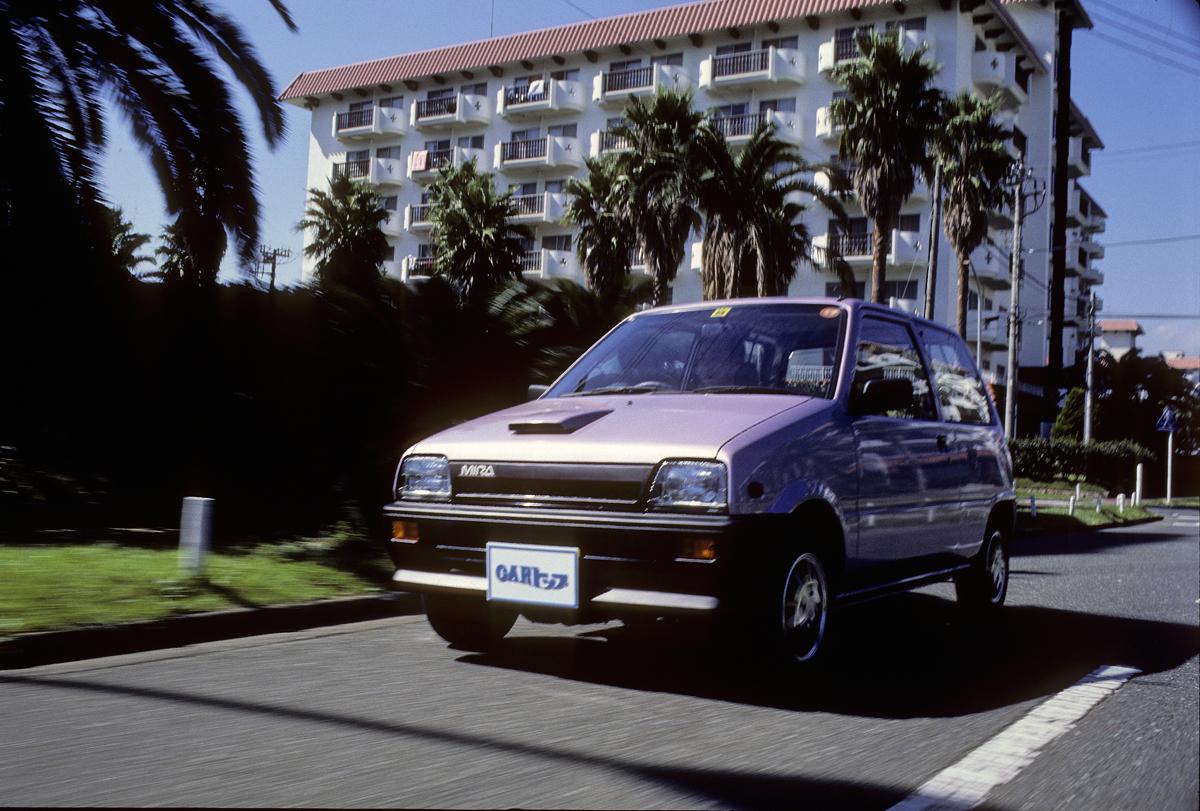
508,409,612,435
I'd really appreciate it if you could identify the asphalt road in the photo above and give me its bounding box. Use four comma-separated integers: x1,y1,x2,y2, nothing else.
2,511,1197,809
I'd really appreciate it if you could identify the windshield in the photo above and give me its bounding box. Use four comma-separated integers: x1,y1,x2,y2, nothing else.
547,303,846,398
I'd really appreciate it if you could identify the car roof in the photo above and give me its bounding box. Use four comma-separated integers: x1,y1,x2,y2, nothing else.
634,296,958,337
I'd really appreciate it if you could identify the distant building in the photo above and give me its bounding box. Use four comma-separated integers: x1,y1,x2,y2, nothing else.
1097,319,1143,360
1163,351,1200,388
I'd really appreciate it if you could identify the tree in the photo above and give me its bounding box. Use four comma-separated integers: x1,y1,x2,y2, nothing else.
1051,387,1086,441
296,175,389,294
694,122,848,299
830,31,944,304
935,92,1014,337
614,91,704,306
564,157,636,300
427,159,530,303
0,0,295,275
106,207,154,278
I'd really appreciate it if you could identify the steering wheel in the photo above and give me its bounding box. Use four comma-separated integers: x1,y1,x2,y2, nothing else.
632,380,671,390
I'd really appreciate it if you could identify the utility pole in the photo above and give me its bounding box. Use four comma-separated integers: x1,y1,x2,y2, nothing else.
1003,161,1026,442
257,245,292,292
924,164,942,321
1083,289,1096,443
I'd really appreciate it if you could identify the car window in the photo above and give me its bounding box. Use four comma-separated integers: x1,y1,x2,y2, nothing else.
921,331,994,425
853,317,936,420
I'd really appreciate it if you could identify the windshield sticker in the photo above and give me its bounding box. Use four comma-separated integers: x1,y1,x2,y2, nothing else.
820,306,841,318
710,307,732,318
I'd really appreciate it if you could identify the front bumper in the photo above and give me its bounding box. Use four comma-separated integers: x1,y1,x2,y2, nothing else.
383,501,752,621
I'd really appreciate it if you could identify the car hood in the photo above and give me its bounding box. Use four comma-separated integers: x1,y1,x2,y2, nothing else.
405,393,816,464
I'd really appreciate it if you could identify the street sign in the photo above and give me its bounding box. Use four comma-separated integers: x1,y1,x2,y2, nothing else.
1156,407,1177,433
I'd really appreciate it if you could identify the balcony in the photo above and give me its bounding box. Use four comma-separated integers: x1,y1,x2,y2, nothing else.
381,211,404,237
403,203,433,232
494,135,583,173
1065,186,1082,226
509,191,568,225
497,79,585,118
589,129,632,157
699,46,805,92
1067,136,1091,178
401,254,437,281
819,29,934,74
331,159,371,182
972,51,1027,110
593,63,691,107
971,244,1011,287
410,92,490,130
967,310,1008,346
407,145,488,183
332,100,407,141
815,105,844,143
1081,236,1104,259
813,228,921,269
710,110,803,146
368,156,404,187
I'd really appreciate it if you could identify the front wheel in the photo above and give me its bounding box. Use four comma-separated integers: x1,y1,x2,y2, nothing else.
777,551,830,664
955,528,1009,612
424,593,517,652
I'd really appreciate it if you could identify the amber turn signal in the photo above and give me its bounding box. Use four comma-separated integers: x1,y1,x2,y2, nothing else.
391,520,420,543
679,537,716,561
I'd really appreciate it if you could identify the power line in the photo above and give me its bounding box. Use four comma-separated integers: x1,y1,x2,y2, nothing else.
1086,30,1200,79
1100,140,1200,157
1028,233,1200,253
1090,12,1200,65
554,0,597,20
1087,0,1200,49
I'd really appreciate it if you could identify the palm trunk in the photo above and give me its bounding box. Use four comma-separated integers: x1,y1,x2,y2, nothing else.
955,250,970,339
870,217,889,304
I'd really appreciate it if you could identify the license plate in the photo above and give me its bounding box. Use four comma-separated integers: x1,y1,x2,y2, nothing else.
486,542,579,609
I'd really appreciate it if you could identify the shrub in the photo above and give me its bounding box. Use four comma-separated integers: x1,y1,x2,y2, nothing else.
1010,438,1155,495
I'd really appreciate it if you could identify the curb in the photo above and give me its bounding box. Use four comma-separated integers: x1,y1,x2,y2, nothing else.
0,591,423,671
1016,514,1163,536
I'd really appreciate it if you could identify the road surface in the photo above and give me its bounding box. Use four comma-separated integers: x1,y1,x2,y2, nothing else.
2,511,1197,808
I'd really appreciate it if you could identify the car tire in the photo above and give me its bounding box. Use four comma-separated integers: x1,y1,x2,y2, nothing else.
774,550,832,665
424,593,517,652
955,526,1009,612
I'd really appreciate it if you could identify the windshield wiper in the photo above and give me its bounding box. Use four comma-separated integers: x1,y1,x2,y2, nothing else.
567,384,667,397
692,385,795,395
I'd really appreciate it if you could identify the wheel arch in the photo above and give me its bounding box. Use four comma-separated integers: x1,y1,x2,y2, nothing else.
789,498,848,582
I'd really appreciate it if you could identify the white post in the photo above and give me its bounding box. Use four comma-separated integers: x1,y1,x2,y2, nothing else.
1095,494,1102,513
1029,494,1037,518
179,497,214,577
1135,464,1144,506
1166,432,1174,506
1068,495,1076,516
1117,493,1125,514
1074,483,1082,502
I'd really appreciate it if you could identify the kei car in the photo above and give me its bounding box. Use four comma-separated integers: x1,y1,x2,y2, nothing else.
385,297,1014,664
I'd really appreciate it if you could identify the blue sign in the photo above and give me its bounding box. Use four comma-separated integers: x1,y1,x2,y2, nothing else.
1156,407,1177,433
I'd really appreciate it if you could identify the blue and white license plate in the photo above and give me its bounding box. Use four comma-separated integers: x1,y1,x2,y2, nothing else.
486,542,579,609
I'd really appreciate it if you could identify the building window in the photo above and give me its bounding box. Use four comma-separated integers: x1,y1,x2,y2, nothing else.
885,17,926,34
550,68,580,81
650,52,684,66
761,35,798,49
882,280,917,301
716,42,752,55
381,195,398,212
759,97,796,113
379,95,403,108
426,87,454,100
713,102,750,117
543,234,572,252
898,213,921,233
460,82,487,96
835,25,873,60
348,100,371,113
417,243,435,259
825,281,866,299
547,123,577,138
510,181,537,196
424,138,450,152
346,149,368,162
457,134,484,149
376,146,401,159
544,179,567,193
609,58,642,71
511,127,539,141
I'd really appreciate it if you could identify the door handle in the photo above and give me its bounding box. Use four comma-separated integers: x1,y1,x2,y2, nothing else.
937,434,949,451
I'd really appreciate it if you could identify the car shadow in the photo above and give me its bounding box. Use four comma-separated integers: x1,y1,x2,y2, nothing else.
1010,529,1193,557
458,593,1199,720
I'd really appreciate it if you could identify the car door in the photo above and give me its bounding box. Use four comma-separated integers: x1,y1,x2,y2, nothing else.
850,315,959,568
918,327,1006,559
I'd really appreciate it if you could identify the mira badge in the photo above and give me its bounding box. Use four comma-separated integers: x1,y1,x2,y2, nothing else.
459,464,496,478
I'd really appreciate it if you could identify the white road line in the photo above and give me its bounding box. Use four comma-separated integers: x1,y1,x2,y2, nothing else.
889,665,1141,811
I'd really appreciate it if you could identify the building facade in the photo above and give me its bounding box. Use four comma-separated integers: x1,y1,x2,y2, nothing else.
282,0,1105,382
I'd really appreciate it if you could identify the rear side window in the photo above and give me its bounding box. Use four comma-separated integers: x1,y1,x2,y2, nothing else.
921,330,994,425
854,317,936,420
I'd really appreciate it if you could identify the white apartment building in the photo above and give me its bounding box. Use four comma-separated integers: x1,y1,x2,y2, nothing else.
282,0,1105,381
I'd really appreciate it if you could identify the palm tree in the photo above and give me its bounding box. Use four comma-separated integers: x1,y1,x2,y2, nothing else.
935,92,1015,338
613,91,704,306
830,31,944,303
296,175,389,293
105,207,154,278
0,0,296,275
564,157,636,300
694,123,849,299
427,159,530,303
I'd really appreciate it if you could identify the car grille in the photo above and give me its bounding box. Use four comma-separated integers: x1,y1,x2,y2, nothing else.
450,462,653,511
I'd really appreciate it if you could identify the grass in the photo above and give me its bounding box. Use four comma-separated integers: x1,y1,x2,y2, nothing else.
1015,477,1107,498
1138,496,1200,509
0,527,391,638
1017,502,1159,534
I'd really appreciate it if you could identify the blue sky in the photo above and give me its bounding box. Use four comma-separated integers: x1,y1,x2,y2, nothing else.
99,0,1200,355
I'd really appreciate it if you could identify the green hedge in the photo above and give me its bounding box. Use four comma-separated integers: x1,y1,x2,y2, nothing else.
1010,438,1155,495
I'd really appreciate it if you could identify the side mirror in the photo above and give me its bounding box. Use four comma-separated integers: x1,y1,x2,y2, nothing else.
527,384,549,402
852,377,913,416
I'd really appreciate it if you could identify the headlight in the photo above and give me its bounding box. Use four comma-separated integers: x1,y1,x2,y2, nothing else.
648,460,728,513
397,455,450,500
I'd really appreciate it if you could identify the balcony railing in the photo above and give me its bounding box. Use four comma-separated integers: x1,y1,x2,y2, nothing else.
505,84,548,105
335,108,374,131
600,130,631,152
427,148,454,170
411,203,433,223
332,159,370,180
518,251,542,272
711,111,767,139
501,137,548,162
713,49,770,78
827,232,872,257
603,66,653,93
834,38,860,62
415,96,457,119
511,193,546,216
411,255,437,274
